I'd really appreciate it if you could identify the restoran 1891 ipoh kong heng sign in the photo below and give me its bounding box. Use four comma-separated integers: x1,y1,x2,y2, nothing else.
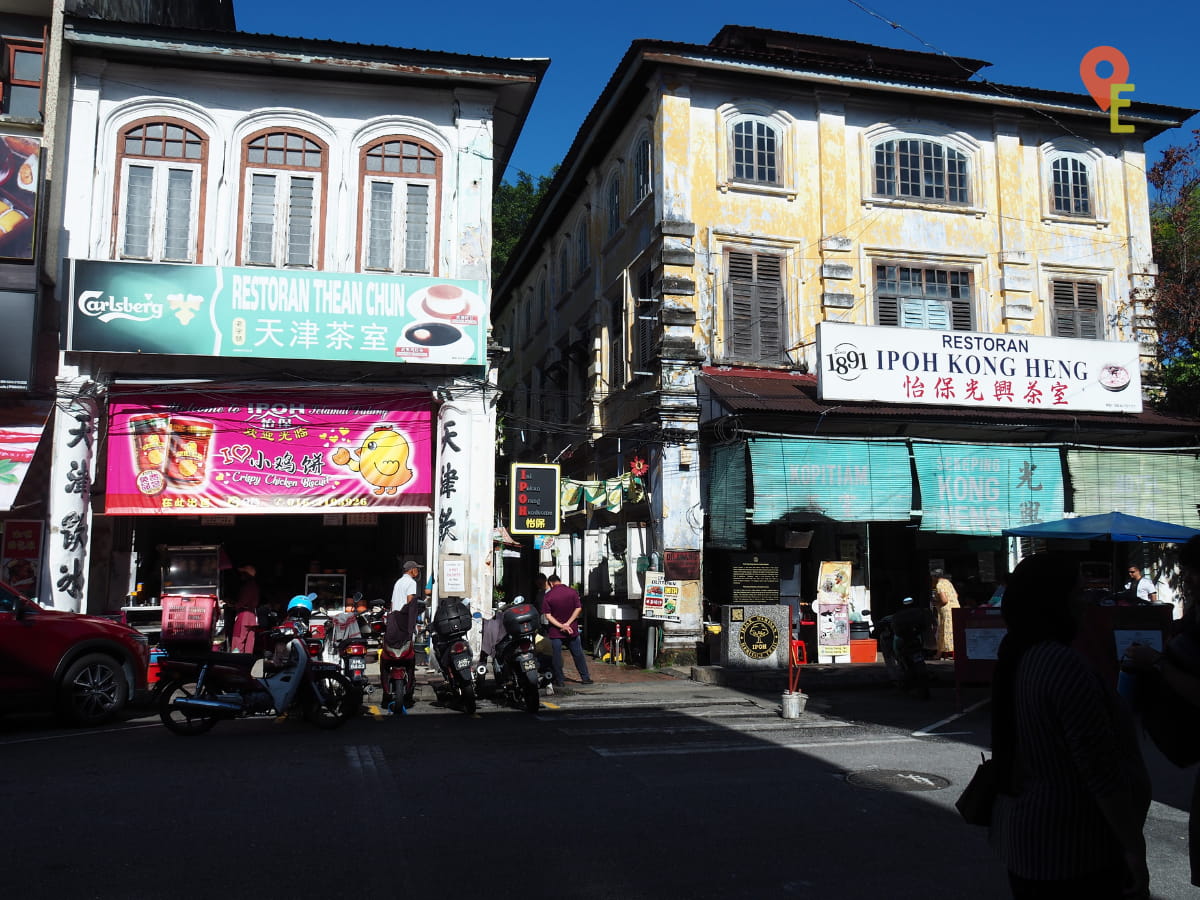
816,321,1143,414
67,260,486,366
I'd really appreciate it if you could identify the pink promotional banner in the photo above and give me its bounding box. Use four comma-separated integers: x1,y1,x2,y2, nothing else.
105,394,433,515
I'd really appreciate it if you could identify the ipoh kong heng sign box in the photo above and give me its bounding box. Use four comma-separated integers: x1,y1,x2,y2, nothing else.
817,322,1142,413
68,260,486,366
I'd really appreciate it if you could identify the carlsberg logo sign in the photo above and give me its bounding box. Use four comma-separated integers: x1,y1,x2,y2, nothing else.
77,290,164,324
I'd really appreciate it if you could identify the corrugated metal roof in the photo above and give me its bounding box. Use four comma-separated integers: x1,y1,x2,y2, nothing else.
699,367,1200,437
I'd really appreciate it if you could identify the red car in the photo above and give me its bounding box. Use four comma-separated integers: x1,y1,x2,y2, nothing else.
0,580,150,726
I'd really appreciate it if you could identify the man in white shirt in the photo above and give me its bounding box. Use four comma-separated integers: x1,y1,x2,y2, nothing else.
391,560,422,610
1125,565,1158,603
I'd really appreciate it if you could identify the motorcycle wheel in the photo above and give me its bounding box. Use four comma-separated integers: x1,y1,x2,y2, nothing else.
158,678,220,736
461,682,477,715
306,671,354,729
520,677,540,713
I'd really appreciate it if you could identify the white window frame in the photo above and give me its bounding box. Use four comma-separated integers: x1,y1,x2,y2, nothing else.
242,167,322,268
860,124,984,215
873,262,975,332
1039,142,1107,226
730,117,781,186
361,175,436,274
632,132,652,207
116,158,201,263
715,103,796,200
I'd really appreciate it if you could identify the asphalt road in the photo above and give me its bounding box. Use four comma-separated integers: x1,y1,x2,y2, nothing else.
0,677,1193,899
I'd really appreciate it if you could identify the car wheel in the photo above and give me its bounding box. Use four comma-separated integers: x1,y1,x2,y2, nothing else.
59,653,128,726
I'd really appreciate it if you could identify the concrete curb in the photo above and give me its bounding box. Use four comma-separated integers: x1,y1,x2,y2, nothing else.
689,661,958,692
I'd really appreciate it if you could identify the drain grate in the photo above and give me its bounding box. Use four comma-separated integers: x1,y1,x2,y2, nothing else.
845,769,951,792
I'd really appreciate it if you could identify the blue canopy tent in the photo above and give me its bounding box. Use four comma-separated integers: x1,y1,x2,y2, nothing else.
1003,511,1200,544
1004,511,1200,598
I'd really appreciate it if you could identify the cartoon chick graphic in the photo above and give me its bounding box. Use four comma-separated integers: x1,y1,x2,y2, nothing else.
331,426,414,495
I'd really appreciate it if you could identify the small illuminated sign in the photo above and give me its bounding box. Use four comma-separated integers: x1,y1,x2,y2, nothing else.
509,463,560,535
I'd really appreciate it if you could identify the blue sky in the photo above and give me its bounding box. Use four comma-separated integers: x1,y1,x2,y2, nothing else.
236,0,1198,183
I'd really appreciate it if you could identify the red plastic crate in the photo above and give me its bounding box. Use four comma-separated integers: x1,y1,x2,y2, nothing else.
161,594,218,643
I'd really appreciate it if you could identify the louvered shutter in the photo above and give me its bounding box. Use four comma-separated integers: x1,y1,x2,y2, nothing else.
756,255,783,363
727,252,784,364
1076,283,1100,339
1052,281,1101,339
727,251,757,360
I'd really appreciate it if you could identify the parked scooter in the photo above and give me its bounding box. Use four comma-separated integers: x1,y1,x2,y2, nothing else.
429,598,477,714
491,600,544,713
326,594,373,701
157,617,355,735
863,600,932,699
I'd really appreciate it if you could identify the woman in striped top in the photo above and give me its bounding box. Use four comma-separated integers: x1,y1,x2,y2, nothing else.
990,552,1150,899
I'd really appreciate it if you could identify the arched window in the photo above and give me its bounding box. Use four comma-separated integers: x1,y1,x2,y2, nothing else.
558,242,571,293
731,118,780,185
240,128,326,267
874,138,969,204
633,134,652,204
605,173,621,238
360,136,441,274
1050,156,1091,217
575,217,589,273
115,118,207,262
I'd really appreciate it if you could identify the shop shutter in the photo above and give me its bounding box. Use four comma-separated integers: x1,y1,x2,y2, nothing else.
913,443,1066,535
1067,449,1200,527
747,437,912,524
708,442,747,549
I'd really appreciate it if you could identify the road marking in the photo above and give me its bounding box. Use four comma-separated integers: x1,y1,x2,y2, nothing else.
541,701,560,709
345,744,393,792
0,722,161,746
913,698,990,737
591,736,919,757
542,707,762,722
563,721,855,736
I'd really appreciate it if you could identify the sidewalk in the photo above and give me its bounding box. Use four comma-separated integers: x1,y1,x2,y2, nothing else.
364,651,960,698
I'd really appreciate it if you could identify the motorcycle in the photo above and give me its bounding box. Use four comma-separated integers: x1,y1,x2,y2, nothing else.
157,620,355,735
429,598,477,714
491,601,544,713
325,600,374,702
864,605,931,700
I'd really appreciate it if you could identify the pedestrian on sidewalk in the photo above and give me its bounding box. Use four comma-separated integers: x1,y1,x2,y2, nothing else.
542,573,593,686
930,568,959,659
990,552,1150,899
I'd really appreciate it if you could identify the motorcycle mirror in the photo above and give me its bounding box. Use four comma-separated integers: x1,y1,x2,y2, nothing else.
353,591,363,602
861,609,872,618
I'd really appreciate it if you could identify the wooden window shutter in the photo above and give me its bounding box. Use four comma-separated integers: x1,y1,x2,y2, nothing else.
756,255,783,363
727,251,757,361
1075,282,1100,339
1052,280,1100,339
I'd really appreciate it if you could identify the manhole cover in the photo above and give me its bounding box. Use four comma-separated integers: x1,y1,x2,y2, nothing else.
845,769,951,792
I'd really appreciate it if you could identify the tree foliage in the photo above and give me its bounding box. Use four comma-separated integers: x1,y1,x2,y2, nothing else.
1148,129,1200,410
492,168,555,279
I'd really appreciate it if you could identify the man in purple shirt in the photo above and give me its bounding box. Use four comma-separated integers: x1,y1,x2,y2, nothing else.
542,573,593,686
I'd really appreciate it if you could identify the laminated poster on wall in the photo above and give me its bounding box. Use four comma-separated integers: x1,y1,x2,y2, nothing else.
815,560,853,660
641,571,681,622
